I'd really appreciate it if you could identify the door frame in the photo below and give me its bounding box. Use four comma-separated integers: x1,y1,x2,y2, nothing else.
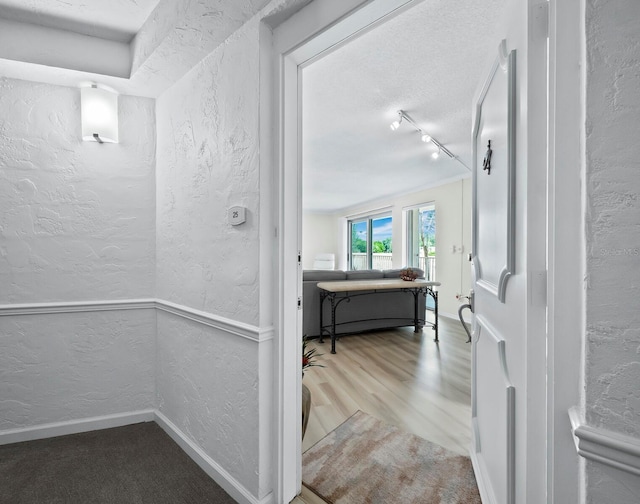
268,0,583,502
546,0,585,502
269,1,424,500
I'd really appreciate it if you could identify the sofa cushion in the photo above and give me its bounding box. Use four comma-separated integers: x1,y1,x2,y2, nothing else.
384,268,425,279
303,270,347,281
345,269,384,280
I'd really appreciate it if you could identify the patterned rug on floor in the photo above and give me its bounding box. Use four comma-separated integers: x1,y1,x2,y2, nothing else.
302,410,481,504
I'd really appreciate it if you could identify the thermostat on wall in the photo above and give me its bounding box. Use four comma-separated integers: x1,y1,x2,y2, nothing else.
229,206,246,226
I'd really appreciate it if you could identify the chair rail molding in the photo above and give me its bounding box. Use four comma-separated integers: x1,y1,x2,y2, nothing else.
0,298,157,316
0,299,272,343
569,407,640,476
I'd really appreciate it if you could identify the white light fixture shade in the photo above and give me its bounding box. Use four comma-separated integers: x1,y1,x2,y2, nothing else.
421,133,432,143
390,120,401,131
431,149,440,159
81,86,118,143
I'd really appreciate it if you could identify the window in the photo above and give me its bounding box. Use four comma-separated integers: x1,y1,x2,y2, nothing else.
406,205,436,280
348,214,392,270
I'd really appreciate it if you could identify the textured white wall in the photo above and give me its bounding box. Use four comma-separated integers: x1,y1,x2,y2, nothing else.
585,1,640,501
155,312,259,495
0,310,156,430
0,77,157,429
131,0,273,96
0,78,156,303
156,21,260,325
155,13,267,498
302,213,339,270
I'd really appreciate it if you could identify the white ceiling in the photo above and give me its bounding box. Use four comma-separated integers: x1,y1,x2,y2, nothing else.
0,0,309,97
0,0,160,42
302,0,506,213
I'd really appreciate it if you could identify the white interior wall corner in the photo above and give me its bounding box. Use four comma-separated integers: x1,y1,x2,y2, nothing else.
1,1,284,500
154,7,273,500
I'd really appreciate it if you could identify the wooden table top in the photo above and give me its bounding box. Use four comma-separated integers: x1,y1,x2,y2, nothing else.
317,278,440,293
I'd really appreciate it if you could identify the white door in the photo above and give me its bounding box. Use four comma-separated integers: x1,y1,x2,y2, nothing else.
470,40,518,504
469,3,549,504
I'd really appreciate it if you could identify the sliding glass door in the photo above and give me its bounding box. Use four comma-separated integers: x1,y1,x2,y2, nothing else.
349,219,369,270
406,205,436,280
348,214,392,270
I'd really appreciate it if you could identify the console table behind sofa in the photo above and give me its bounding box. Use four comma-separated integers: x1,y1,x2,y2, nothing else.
302,268,434,342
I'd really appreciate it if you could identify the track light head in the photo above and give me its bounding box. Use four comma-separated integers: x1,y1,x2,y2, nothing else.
389,111,403,131
386,110,466,168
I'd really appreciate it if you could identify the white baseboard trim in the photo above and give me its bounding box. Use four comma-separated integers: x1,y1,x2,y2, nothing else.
154,411,270,504
0,409,155,446
470,449,497,504
569,407,640,476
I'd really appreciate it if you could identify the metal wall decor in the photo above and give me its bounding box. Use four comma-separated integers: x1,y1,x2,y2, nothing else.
471,40,516,303
483,140,493,174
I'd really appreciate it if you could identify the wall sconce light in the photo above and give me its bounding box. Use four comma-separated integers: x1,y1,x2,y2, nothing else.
81,84,118,143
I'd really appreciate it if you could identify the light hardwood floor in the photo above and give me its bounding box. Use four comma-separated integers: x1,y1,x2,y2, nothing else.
293,314,472,503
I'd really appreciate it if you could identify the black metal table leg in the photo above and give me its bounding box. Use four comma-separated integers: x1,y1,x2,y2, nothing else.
432,288,439,342
330,294,337,354
413,289,421,333
318,291,325,343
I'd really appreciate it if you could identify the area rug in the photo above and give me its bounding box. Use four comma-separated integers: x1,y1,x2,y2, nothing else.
302,410,481,504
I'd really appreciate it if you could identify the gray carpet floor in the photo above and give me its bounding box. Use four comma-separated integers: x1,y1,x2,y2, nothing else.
0,422,238,503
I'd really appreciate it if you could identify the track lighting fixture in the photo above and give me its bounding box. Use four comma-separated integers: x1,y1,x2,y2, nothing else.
389,112,403,131
389,110,469,170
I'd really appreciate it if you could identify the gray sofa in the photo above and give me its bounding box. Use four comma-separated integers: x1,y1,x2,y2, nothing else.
302,268,427,338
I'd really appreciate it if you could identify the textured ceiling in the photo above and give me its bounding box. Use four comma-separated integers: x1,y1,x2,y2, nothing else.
0,0,307,97
302,0,506,212
0,0,160,42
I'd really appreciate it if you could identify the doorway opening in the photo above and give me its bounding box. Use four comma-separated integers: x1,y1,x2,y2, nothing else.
272,0,512,501
295,1,497,502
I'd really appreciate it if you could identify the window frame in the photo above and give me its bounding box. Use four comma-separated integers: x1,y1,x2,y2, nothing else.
347,211,393,270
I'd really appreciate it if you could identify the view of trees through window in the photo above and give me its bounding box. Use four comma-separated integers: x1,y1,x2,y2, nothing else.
350,224,392,253
349,215,392,270
406,205,436,280
420,209,435,258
